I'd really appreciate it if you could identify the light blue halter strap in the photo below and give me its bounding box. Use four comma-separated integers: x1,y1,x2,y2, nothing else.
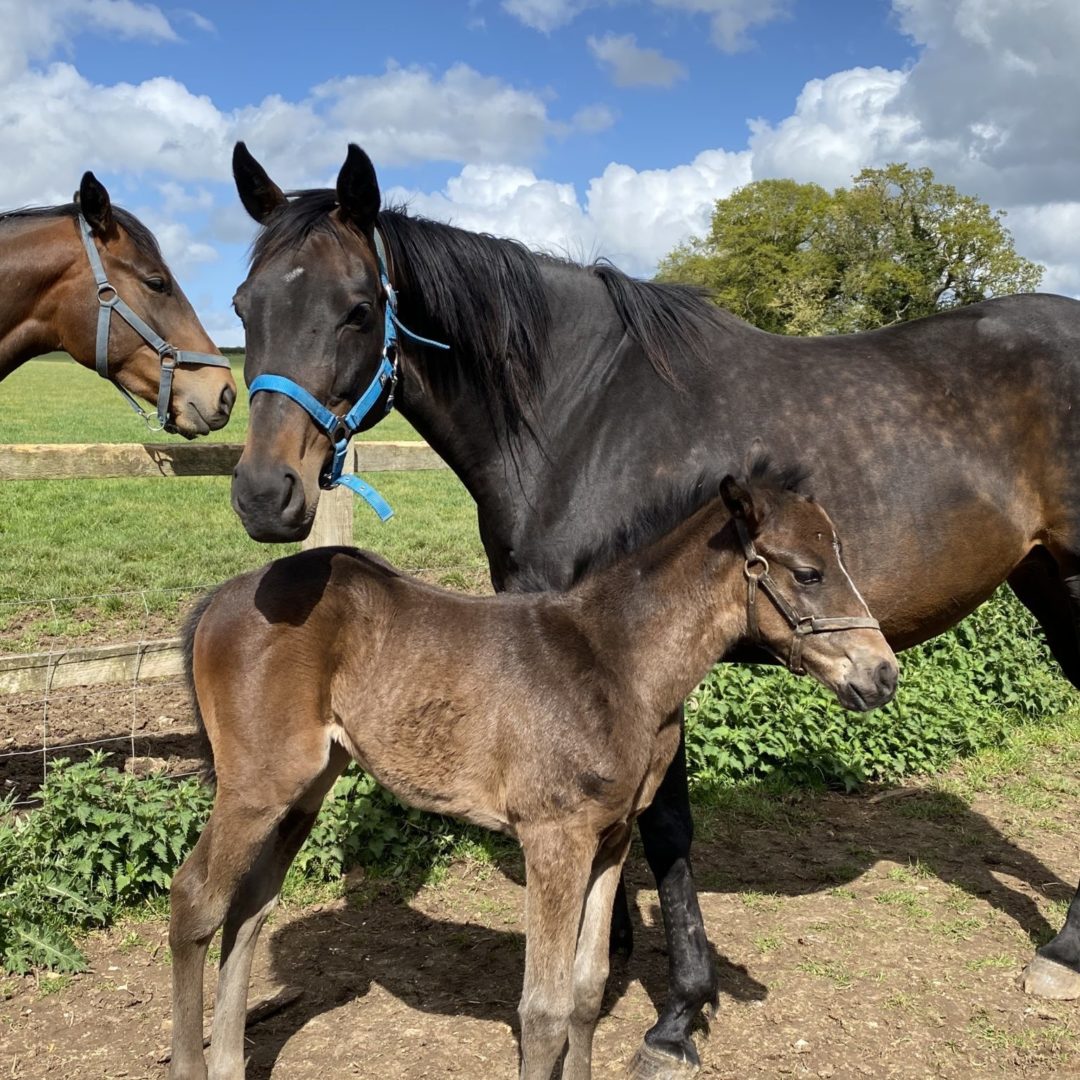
77,213,230,431
247,224,449,522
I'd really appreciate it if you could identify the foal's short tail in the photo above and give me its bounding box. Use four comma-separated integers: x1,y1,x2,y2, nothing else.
181,587,221,786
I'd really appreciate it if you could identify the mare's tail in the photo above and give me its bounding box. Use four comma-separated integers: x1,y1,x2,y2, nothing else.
181,587,222,785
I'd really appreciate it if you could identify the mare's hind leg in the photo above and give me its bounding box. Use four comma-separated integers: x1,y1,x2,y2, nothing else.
630,718,717,1079
1010,545,1080,999
205,744,350,1079
1008,548,1080,688
563,824,633,1080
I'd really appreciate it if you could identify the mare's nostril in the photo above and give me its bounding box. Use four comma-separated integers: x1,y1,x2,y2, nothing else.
219,384,237,416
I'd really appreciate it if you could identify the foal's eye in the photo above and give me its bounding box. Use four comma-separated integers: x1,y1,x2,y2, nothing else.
144,276,168,294
793,567,823,586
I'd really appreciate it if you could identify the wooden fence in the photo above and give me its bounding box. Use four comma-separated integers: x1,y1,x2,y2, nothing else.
0,441,449,693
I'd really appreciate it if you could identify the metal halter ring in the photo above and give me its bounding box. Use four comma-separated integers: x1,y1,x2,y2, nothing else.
743,553,769,581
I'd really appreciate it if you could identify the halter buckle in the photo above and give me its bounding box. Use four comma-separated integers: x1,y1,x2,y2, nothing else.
97,283,119,307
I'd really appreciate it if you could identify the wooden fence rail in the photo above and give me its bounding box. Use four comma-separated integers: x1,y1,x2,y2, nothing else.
0,440,449,693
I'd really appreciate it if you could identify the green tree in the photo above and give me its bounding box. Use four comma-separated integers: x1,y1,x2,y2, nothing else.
658,164,1044,335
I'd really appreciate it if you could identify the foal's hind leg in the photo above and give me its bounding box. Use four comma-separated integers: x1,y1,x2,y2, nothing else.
206,745,349,1079
630,718,717,1078
1011,545,1080,999
563,824,632,1080
518,824,597,1080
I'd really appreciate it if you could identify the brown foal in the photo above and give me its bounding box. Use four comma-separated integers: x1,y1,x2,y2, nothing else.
169,464,897,1079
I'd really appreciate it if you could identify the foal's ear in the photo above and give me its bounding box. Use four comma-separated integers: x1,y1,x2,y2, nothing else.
720,474,766,534
336,144,381,236
75,172,114,237
233,141,287,224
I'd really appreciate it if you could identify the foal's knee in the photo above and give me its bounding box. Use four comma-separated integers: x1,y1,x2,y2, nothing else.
519,992,574,1048
169,860,223,948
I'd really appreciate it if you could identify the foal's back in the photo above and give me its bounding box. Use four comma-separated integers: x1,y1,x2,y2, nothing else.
190,546,646,835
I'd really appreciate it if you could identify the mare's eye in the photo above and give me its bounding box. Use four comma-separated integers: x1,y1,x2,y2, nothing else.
346,302,373,328
793,567,822,586
144,276,168,294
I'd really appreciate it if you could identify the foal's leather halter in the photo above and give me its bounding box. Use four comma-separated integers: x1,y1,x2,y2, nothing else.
77,213,230,431
246,226,449,522
735,518,881,675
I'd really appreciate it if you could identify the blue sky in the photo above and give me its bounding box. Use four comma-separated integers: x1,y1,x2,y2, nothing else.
1,0,1077,345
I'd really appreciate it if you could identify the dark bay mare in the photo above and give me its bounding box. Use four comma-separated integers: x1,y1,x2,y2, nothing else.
228,142,1080,1075
0,171,235,436
170,463,896,1080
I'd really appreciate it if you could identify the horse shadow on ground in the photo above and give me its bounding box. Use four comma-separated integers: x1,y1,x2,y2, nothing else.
244,784,1070,1078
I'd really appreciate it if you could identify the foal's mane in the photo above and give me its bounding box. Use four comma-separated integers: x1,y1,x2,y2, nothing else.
249,190,733,434
0,203,164,264
566,454,811,586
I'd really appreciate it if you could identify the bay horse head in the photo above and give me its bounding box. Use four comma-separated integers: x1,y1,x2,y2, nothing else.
35,172,234,435
230,142,415,541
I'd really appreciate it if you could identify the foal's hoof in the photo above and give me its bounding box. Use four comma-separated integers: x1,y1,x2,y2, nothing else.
627,1042,699,1079
1020,955,1080,1000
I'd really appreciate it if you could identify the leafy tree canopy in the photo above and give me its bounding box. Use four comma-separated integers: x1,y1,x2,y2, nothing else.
657,164,1044,335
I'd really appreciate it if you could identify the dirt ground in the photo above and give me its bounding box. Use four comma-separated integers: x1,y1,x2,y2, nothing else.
2,704,1080,1079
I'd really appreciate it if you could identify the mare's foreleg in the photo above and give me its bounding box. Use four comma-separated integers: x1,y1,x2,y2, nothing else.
518,824,597,1080
630,717,717,1079
563,824,633,1080
205,745,349,1079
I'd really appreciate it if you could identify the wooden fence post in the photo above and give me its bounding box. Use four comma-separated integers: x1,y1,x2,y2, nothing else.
302,446,355,550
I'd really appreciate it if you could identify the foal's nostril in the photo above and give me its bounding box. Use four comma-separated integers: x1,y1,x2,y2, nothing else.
874,659,898,698
219,384,236,416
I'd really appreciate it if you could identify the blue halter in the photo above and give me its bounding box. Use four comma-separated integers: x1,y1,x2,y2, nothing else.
247,227,449,522
77,213,231,431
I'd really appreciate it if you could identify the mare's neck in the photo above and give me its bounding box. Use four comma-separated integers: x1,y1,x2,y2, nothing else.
0,218,75,377
572,505,746,718
395,259,628,551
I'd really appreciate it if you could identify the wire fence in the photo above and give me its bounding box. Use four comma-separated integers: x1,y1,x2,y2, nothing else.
0,586,206,807
1,568,488,809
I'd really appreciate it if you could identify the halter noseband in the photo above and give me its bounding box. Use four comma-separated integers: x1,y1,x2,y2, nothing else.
246,226,449,522
735,518,880,676
77,213,230,431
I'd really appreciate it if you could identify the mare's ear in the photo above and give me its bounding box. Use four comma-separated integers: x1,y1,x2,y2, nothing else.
720,474,766,535
336,144,381,235
75,172,114,237
233,142,286,224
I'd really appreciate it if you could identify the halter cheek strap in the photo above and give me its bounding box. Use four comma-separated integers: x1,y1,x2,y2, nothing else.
77,214,230,431
735,518,880,675
247,224,449,522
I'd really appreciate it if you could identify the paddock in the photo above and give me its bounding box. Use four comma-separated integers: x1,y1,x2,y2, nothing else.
1,710,1078,1077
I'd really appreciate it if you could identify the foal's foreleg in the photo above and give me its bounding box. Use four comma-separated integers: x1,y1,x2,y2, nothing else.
518,825,597,1080
631,718,717,1078
169,798,283,1080
206,745,349,1080
563,825,632,1080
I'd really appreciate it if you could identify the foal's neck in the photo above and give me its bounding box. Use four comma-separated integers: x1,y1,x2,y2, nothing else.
0,218,75,375
573,505,745,719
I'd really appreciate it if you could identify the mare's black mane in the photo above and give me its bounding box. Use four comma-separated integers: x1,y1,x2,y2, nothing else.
562,454,811,586
0,203,163,264
249,189,733,434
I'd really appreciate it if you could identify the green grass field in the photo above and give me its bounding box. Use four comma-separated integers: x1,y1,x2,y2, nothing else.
0,356,487,645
